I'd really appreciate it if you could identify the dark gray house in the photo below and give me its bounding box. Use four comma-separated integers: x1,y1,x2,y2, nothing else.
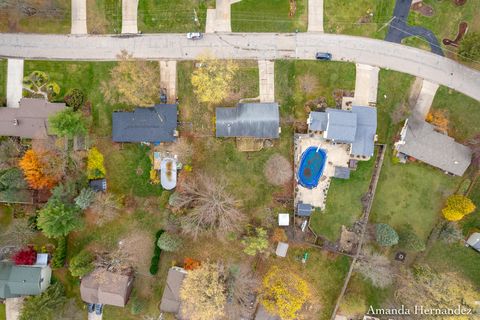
216,103,280,139
0,262,52,299
395,116,472,176
112,104,178,143
307,106,377,158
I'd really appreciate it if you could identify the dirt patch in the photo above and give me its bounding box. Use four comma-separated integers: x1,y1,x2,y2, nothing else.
443,22,468,47
411,2,434,17
118,230,154,275
453,0,467,6
298,74,319,94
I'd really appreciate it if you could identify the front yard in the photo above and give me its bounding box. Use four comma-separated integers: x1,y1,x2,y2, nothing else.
231,0,308,32
0,59,6,106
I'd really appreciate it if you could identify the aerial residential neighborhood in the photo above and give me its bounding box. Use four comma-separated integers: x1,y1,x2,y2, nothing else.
0,1,480,320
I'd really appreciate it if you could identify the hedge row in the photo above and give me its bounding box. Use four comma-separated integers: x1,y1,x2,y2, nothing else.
51,236,67,269
149,229,164,275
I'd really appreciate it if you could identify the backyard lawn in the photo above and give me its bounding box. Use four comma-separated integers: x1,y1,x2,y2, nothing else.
370,151,460,242
275,60,356,120
0,59,6,106
138,0,214,33
430,86,480,143
310,155,376,241
231,0,307,32
324,0,395,39
0,0,70,33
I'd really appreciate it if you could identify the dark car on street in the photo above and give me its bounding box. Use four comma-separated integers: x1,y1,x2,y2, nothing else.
315,52,332,61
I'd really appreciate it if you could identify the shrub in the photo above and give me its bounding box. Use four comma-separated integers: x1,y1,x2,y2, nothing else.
157,232,182,252
48,109,87,138
51,237,67,269
149,229,164,275
13,247,37,265
87,147,106,180
375,223,399,247
398,225,425,252
64,88,85,111
439,222,463,244
74,188,96,210
69,250,94,278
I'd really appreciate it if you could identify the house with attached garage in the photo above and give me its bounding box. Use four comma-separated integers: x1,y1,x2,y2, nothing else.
394,116,472,176
112,104,178,143
0,262,51,299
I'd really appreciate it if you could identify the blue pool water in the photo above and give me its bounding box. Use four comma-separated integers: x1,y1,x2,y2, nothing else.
298,147,327,189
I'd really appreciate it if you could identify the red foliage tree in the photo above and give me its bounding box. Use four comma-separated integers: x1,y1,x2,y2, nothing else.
13,247,37,265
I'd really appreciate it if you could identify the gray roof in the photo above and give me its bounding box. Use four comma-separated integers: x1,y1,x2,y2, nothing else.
275,242,289,257
467,233,480,251
297,203,313,216
0,98,66,139
351,106,377,157
216,103,280,138
308,112,328,131
334,166,351,179
160,267,187,314
324,108,357,143
89,179,107,192
0,262,50,299
396,117,471,176
112,104,177,143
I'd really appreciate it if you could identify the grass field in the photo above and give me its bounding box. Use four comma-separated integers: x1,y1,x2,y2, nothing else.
0,303,5,320
231,0,307,32
324,0,395,39
0,0,70,33
0,59,6,106
275,60,356,120
138,0,214,33
430,86,480,143
87,0,122,34
310,155,375,241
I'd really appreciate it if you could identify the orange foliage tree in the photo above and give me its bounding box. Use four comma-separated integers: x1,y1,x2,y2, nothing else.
19,150,58,190
426,110,449,132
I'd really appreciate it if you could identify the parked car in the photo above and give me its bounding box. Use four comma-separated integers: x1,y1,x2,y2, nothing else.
160,88,167,104
187,32,203,40
87,303,95,313
315,52,332,61
95,304,103,315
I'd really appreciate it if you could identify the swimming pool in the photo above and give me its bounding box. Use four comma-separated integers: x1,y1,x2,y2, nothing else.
298,146,327,189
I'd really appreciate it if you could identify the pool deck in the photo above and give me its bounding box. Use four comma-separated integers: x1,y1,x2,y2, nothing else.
294,134,350,210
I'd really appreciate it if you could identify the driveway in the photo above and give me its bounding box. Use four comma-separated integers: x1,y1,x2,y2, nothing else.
121,0,139,34
6,59,24,108
5,297,24,320
71,0,87,34
413,79,439,118
353,64,379,106
88,311,103,320
308,0,324,32
1,33,479,101
206,0,241,33
258,60,275,103
160,60,177,103
385,0,443,56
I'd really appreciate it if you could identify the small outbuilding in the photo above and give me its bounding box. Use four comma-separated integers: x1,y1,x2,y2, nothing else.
334,166,351,180
275,242,289,258
466,233,480,252
89,179,107,192
297,203,313,217
160,267,187,314
278,213,290,226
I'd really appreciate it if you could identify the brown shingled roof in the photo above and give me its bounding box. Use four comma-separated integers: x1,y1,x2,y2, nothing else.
80,269,134,307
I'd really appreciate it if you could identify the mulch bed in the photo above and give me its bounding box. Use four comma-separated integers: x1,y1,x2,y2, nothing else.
411,2,434,17
443,22,468,47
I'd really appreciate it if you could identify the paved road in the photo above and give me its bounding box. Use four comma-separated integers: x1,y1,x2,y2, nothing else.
386,0,443,56
0,32,479,101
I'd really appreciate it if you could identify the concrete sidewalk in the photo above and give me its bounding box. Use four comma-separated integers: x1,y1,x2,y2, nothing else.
308,0,324,32
258,60,275,103
353,64,379,106
6,59,24,108
413,79,439,118
121,0,139,34
71,0,87,34
160,61,177,103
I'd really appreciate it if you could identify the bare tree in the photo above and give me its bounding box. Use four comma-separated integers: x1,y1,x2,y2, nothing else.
177,174,246,239
90,193,123,225
355,248,394,288
94,249,132,276
0,138,22,170
264,154,293,186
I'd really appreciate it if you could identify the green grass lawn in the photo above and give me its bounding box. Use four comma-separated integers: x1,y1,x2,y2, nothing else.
376,70,415,143
0,0,70,33
430,86,480,143
275,60,356,120
87,0,122,34
0,59,6,106
324,0,395,39
310,155,376,241
407,0,480,61
0,303,5,320
370,150,460,242
138,0,214,33
231,0,307,32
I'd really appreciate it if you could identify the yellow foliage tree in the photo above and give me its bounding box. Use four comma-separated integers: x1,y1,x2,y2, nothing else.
442,194,476,221
101,51,160,106
191,55,239,104
261,266,311,320
87,147,106,180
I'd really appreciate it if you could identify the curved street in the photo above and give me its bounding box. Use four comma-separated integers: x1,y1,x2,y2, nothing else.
0,32,479,101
